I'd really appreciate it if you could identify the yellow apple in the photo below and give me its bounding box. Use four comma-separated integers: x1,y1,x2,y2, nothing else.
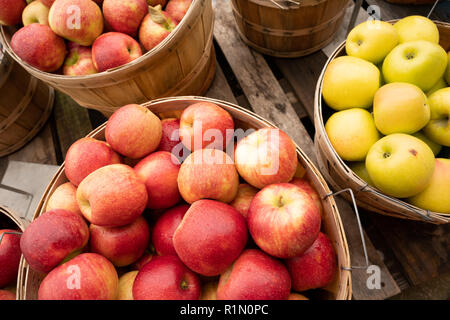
393,16,439,44
412,131,442,156
373,83,430,135
116,271,138,300
325,108,380,161
445,52,450,85
407,158,450,214
423,87,450,146
346,20,399,64
366,133,435,198
426,77,447,96
322,56,380,111
347,161,374,187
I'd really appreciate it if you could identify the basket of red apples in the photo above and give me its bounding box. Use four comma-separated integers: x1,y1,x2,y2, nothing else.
17,97,351,300
0,0,215,116
314,16,450,224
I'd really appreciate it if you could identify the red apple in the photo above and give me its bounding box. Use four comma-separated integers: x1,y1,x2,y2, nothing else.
49,0,103,46
133,255,201,300
105,104,162,159
90,216,150,267
0,290,16,300
235,128,298,189
0,229,21,287
117,271,138,300
22,0,49,26
10,23,66,72
152,204,189,256
286,232,337,291
217,249,291,300
173,199,248,276
103,0,148,36
134,151,181,210
290,177,324,217
38,253,118,300
77,164,148,227
92,32,142,72
46,182,82,217
248,183,321,258
38,0,56,7
0,0,26,26
179,102,235,151
63,44,97,76
139,6,177,51
177,149,239,203
132,251,153,270
20,209,89,274
229,183,259,219
165,0,192,23
157,117,187,160
65,137,122,186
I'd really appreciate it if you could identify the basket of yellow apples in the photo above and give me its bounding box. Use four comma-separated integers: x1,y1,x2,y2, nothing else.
314,16,450,224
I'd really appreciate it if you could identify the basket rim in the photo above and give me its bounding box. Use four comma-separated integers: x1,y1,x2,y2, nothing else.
313,19,450,224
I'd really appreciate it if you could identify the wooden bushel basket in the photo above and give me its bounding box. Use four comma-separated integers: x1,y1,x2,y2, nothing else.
386,0,437,4
314,21,450,224
0,0,216,116
17,97,351,300
230,0,350,58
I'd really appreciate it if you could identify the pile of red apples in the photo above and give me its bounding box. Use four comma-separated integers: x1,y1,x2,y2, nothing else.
0,0,190,74
1,102,338,300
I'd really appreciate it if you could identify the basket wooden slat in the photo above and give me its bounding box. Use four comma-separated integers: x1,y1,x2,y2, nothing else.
0,0,215,116
386,0,437,4
314,21,450,224
18,96,351,300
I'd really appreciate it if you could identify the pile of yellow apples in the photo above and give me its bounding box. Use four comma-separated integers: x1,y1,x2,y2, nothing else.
322,16,450,214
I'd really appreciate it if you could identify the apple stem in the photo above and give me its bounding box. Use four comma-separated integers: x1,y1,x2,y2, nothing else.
148,5,175,31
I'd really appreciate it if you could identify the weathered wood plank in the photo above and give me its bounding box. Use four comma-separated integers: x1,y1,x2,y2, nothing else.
205,62,238,105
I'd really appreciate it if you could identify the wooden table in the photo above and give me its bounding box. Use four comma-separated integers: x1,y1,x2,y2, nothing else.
0,0,448,300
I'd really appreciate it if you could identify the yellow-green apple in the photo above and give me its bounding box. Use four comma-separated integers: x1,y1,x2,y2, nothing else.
179,102,235,151
217,249,291,300
45,182,82,217
177,149,239,203
22,0,49,26
0,0,26,25
0,290,16,300
105,104,162,159
200,281,218,300
20,209,89,273
133,255,201,300
426,77,447,96
38,253,118,300
89,216,150,267
445,52,450,84
92,32,143,72
0,229,21,287
173,199,248,276
165,0,192,23
117,271,138,300
38,0,56,7
423,87,450,146
103,0,147,36
373,83,430,135
63,43,97,76
139,6,177,51
235,128,298,189
412,131,442,156
76,164,148,227
322,56,380,110
407,158,450,213
382,40,447,92
288,293,308,300
134,151,181,210
10,24,66,72
65,137,122,186
152,204,189,256
229,183,259,219
248,183,321,258
290,177,323,217
346,20,398,64
325,108,380,161
365,133,435,198
348,161,374,187
394,15,439,44
285,232,337,291
49,0,103,46
132,251,153,270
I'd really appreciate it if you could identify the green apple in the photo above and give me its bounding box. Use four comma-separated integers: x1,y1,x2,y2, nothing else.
366,133,435,198
322,56,380,111
426,77,447,96
407,158,450,214
382,40,447,92
393,16,439,44
445,52,450,85
373,82,430,135
346,20,398,64
412,131,442,156
325,108,380,161
423,87,450,147
348,161,374,187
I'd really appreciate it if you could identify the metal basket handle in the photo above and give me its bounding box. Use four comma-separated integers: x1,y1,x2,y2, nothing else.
269,0,301,10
